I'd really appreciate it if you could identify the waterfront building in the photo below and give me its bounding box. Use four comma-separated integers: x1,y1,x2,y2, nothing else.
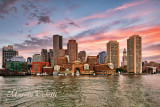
5,61,28,72
57,57,68,66
148,61,160,68
127,35,142,73
32,54,42,62
53,35,63,65
144,61,149,66
67,39,78,63
106,40,119,69
78,51,86,62
32,62,49,74
2,45,18,68
41,49,48,62
98,51,106,64
86,56,97,65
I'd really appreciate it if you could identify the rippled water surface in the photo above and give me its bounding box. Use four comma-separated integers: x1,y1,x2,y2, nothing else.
0,75,160,107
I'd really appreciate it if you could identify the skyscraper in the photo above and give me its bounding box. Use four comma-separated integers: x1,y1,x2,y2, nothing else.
98,51,106,64
78,51,86,62
58,49,65,57
41,49,48,62
106,40,119,69
48,49,53,66
2,45,18,68
127,35,142,73
27,57,32,64
67,39,78,63
121,48,127,66
53,35,63,65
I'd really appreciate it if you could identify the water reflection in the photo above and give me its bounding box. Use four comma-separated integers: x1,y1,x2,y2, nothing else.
0,75,160,107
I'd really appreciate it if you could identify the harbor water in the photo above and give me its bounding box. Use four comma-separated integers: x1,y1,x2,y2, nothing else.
0,75,160,107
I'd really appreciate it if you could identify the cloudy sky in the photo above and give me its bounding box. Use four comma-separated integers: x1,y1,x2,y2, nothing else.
0,0,160,67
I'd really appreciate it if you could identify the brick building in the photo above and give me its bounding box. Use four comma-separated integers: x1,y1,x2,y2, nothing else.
67,39,78,63
78,51,86,62
41,49,48,62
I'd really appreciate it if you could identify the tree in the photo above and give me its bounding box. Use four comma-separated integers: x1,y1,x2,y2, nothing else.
116,68,127,73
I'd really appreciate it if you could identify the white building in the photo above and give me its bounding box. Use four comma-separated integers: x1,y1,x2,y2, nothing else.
7,55,26,62
32,54,42,62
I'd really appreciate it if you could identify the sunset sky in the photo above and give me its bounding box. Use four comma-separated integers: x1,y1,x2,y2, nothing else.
0,0,160,67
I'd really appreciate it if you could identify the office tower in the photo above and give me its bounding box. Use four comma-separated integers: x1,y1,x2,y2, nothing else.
58,49,65,57
65,49,69,55
53,35,63,65
67,39,78,63
32,54,41,62
106,40,119,69
78,51,86,62
98,51,106,64
104,56,107,63
27,57,32,63
127,35,142,73
48,49,53,66
41,49,48,62
121,48,127,66
2,45,18,68
57,57,68,66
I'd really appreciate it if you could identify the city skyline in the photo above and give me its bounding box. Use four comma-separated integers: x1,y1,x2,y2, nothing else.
0,0,160,67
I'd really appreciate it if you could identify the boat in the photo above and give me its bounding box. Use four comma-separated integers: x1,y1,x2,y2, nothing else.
71,72,74,76
37,73,41,76
76,71,80,76
53,71,59,76
42,72,48,76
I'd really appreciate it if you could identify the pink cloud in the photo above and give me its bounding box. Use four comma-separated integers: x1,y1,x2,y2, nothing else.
76,24,160,63
76,0,147,23
34,32,51,38
114,0,147,11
